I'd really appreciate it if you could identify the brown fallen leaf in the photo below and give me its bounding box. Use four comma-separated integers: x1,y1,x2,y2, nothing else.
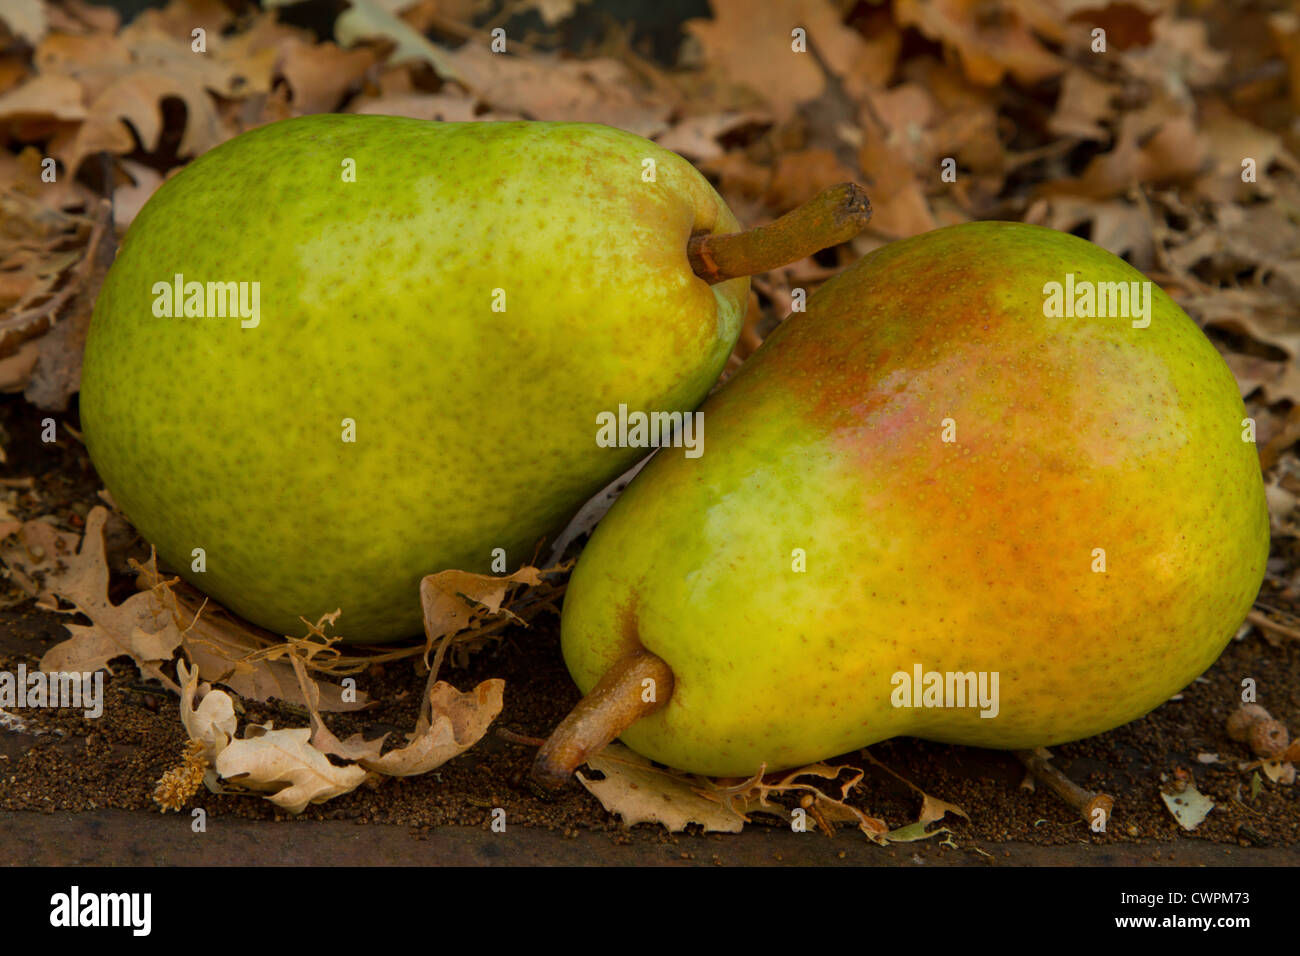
346,91,479,122
141,571,371,713
894,0,1065,87
1026,196,1155,270
25,197,114,410
1,507,181,691
686,0,898,119
655,111,770,162
0,0,47,46
110,159,164,230
280,38,378,115
419,563,562,677
357,678,504,776
325,0,462,82
57,70,231,175
0,74,86,123
765,148,859,213
1049,69,1121,142
713,761,892,841
684,0,833,119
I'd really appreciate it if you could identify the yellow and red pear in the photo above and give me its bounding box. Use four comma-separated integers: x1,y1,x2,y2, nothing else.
536,221,1268,781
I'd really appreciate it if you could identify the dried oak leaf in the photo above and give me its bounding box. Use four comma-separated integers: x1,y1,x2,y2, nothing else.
1025,196,1155,270
1049,69,1121,142
46,0,120,36
715,761,891,841
577,743,748,833
894,0,1064,87
420,565,545,646
857,128,938,239
0,506,181,691
347,90,479,122
1271,12,1300,113
280,38,378,114
1119,14,1227,97
357,678,504,776
1068,102,1209,200
215,724,369,814
136,564,370,713
0,0,47,46
1184,287,1300,361
765,148,858,213
655,111,770,162
24,198,114,411
686,0,897,119
1195,104,1300,203
0,74,86,123
450,47,673,137
309,0,461,81
57,70,229,176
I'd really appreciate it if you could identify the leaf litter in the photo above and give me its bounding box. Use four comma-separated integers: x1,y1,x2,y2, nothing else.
0,0,1298,845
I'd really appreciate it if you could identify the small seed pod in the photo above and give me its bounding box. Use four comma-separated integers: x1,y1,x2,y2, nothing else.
1248,719,1290,759
1226,704,1272,742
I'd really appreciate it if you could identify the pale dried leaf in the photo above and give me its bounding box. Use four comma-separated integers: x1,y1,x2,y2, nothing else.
577,743,747,832
1160,783,1214,829
177,658,236,762
0,0,47,45
215,726,368,814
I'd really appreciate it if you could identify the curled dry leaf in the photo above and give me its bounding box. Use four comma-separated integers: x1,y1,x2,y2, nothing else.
171,652,503,814
419,562,563,676
359,678,504,776
215,725,370,815
578,744,895,840
177,658,236,762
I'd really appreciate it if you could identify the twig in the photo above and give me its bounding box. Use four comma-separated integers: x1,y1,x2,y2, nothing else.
1017,747,1114,825
495,727,547,747
1247,609,1300,642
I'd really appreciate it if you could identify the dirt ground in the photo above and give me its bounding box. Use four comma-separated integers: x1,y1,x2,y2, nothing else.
1,397,1296,860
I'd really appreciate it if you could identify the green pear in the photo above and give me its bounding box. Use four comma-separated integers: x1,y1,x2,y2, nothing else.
80,115,752,642
540,221,1268,780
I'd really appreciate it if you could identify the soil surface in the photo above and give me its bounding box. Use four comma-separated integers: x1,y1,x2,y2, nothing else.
1,396,1298,862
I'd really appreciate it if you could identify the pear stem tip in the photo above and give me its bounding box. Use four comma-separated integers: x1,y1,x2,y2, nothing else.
687,182,872,285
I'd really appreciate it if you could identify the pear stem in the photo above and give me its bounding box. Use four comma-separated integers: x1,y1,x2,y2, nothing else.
687,182,872,285
530,650,675,791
